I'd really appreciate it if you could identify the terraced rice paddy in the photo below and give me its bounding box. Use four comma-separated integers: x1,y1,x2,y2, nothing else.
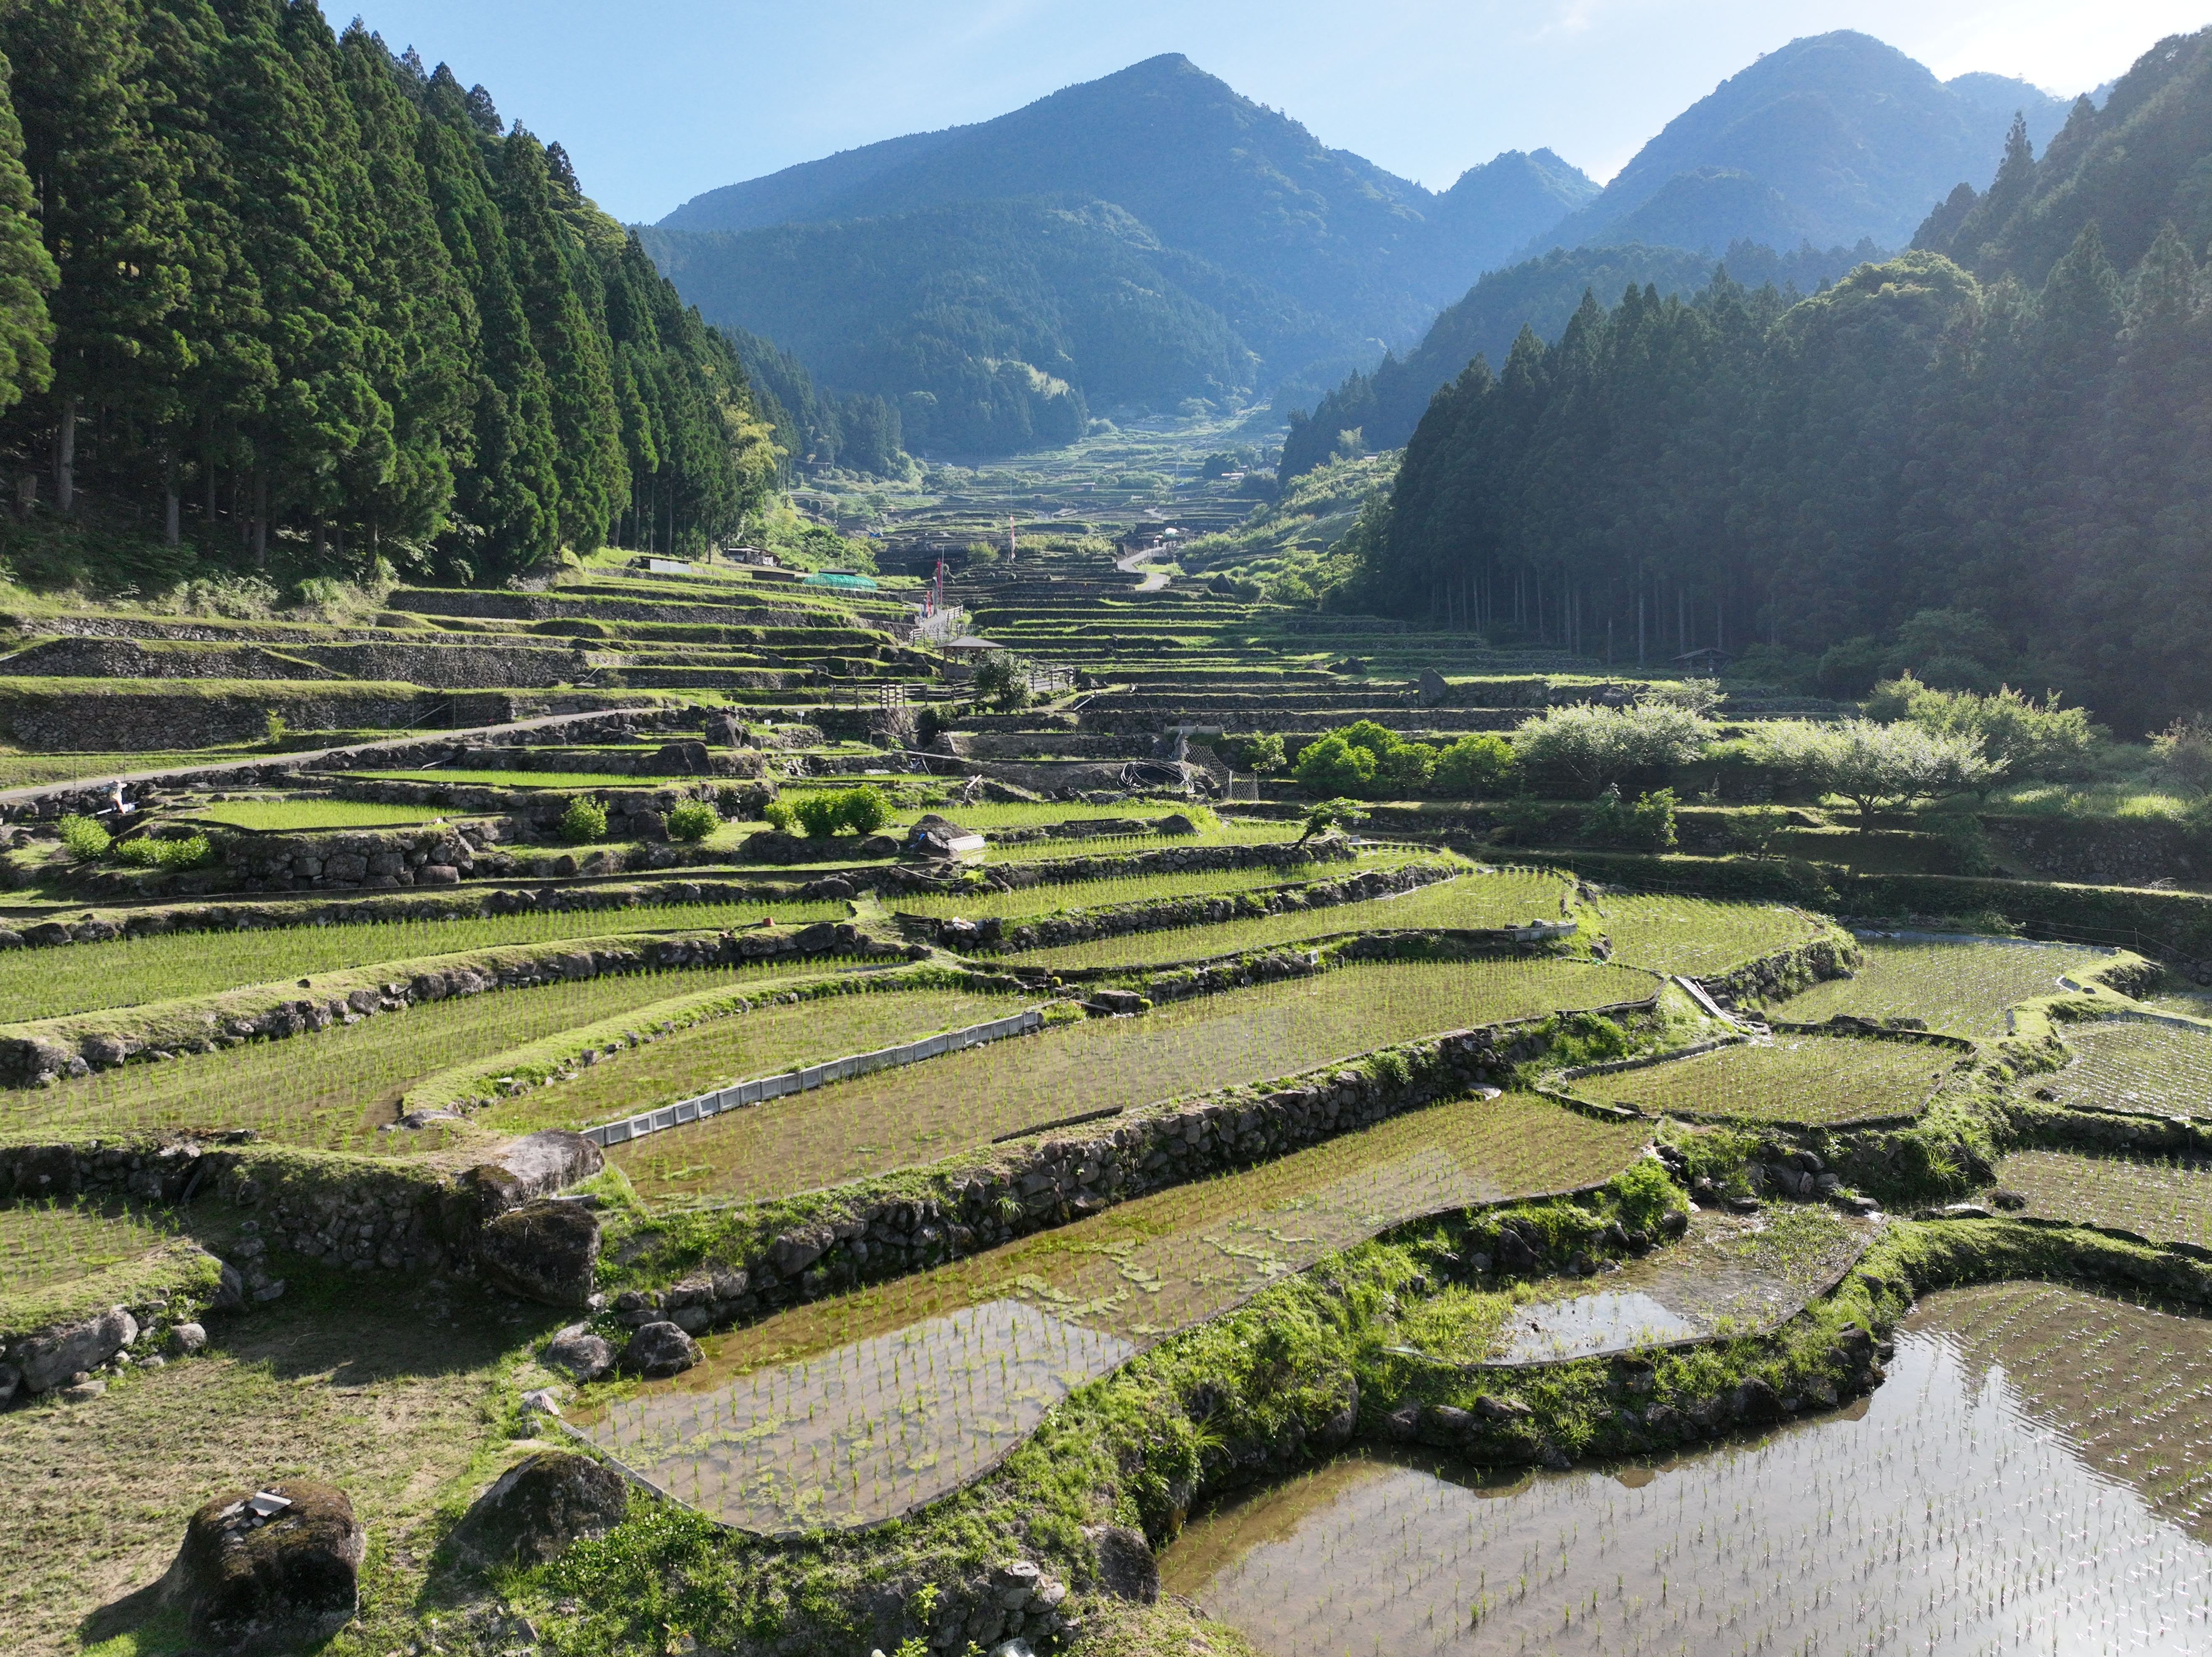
189,798,461,831
0,901,845,1021
578,1092,1646,1531
890,857,1410,920
1592,895,1824,977
1775,932,2099,1037
0,963,861,1152
1995,1149,2212,1249
1565,1032,1957,1126
1010,869,1574,969
0,1197,181,1298
2039,1016,2212,1121
614,958,1654,1202
349,769,662,788
475,984,1026,1135
1396,1205,1873,1364
1163,1283,2212,1653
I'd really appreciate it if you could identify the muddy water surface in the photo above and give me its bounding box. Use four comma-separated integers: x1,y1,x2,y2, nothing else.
1165,1283,2212,1654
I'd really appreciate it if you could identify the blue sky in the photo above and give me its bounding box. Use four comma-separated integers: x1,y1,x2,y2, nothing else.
349,0,2210,223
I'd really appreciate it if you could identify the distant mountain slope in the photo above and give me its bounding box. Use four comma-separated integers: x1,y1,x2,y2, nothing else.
1530,32,2071,255
1278,239,1881,478
1918,28,2212,285
657,54,1595,347
646,54,1600,454
659,127,972,235
640,199,1350,455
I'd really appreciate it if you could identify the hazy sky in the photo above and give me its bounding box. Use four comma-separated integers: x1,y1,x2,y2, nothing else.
350,0,2211,223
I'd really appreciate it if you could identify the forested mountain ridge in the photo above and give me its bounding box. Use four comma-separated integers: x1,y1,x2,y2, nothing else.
1355,28,2212,733
658,55,1598,345
1530,32,2070,257
0,0,777,590
1278,237,1881,478
644,54,1599,456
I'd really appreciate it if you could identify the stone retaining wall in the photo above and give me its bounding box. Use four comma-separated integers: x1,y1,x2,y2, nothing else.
899,860,1458,952
610,1015,1581,1334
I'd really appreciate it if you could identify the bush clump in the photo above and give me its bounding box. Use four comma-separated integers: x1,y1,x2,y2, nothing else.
56,813,110,862
665,801,717,843
1579,784,1678,851
1291,720,1437,798
113,833,212,870
558,796,609,845
1513,702,1713,797
788,786,889,837
1432,732,1518,796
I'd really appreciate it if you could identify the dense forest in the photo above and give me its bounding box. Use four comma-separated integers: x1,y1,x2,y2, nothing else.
723,327,907,479
1279,238,1884,479
0,0,778,588
1353,27,2212,733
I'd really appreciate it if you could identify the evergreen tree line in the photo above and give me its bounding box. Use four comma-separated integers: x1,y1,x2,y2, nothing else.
1357,29,2212,732
725,326,908,478
1277,238,1885,482
0,0,778,585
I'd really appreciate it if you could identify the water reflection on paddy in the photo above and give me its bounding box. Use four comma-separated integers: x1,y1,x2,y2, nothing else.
1165,1284,2212,1654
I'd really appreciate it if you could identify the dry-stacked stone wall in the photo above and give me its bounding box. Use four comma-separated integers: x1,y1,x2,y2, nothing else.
906,860,1456,952
609,1014,1581,1337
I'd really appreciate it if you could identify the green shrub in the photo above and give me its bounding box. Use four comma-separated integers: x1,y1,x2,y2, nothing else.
558,796,608,845
1871,673,2105,786
665,801,717,843
1226,732,1284,775
1487,797,1555,844
1605,1156,1688,1229
1433,733,1518,796
1727,802,1789,858
788,787,888,837
1292,733,1375,795
1295,796,1368,844
113,833,211,870
1513,702,1713,797
836,785,889,836
970,651,1030,712
761,798,797,833
57,813,110,862
262,709,288,747
1376,741,1434,793
791,792,848,836
1580,785,1678,851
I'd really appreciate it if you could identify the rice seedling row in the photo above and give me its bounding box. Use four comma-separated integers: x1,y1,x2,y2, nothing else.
473,985,1027,1138
1009,870,1575,970
186,799,465,831
1161,1283,2212,1654
889,856,1418,921
613,958,1652,1203
0,963,841,1154
0,899,847,1022
1589,894,1826,978
579,1092,1646,1532
2037,1016,2212,1122
346,768,666,788
0,1195,184,1299
1563,1032,1958,1126
1775,933,2103,1037
1994,1148,2212,1249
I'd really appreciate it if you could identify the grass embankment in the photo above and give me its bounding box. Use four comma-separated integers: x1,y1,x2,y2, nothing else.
188,799,464,831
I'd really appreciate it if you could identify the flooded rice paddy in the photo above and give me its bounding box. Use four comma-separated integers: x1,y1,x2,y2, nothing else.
1166,1282,2212,1655
574,1091,1648,1531
1775,934,2103,1038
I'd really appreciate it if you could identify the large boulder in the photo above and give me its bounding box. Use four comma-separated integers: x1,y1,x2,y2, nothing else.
162,1479,367,1653
16,1305,136,1394
543,1324,616,1383
450,1451,628,1567
475,1199,600,1308
1086,1524,1159,1604
624,1321,700,1378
